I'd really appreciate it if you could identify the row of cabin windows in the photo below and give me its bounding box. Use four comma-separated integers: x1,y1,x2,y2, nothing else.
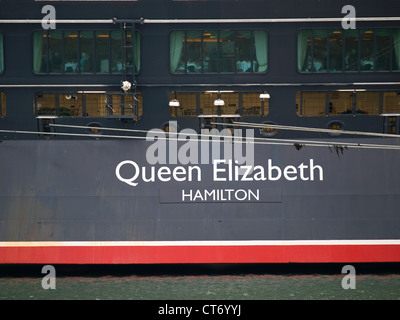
298,29,400,72
1,29,399,75
30,28,400,74
0,90,399,119
170,30,268,73
33,30,140,74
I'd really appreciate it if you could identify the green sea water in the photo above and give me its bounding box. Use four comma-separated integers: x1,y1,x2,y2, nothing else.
0,263,399,300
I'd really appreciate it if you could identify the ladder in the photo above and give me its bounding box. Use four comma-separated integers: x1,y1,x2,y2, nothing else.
113,20,140,121
120,22,137,88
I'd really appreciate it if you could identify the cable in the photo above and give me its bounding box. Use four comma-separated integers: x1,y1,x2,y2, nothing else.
225,121,400,139
50,124,400,150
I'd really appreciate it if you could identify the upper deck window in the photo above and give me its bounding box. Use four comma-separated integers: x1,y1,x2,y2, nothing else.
0,33,3,74
170,30,268,73
33,30,140,74
298,28,400,72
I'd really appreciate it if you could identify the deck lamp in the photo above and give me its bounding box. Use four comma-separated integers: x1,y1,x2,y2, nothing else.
214,98,225,106
121,81,132,92
169,99,180,107
259,92,270,100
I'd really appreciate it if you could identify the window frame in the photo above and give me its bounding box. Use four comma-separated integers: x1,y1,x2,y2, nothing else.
296,27,400,73
296,89,400,117
169,29,269,75
32,29,141,75
33,91,143,118
169,90,269,118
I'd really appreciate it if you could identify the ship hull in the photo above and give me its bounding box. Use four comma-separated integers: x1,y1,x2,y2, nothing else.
1,138,400,264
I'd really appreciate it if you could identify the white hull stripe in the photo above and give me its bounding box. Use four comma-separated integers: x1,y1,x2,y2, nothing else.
1,82,400,88
0,240,400,247
2,17,400,24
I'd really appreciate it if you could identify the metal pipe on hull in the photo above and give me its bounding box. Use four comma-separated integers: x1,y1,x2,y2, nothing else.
1,17,400,24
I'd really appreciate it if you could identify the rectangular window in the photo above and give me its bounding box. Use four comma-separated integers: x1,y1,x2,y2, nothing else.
95,31,110,73
328,30,343,72
64,31,79,73
298,28,400,72
376,29,391,71
104,92,142,117
49,30,63,73
297,92,327,116
33,30,140,74
356,92,380,114
0,92,6,117
219,31,235,72
186,31,202,73
360,30,374,71
169,91,268,117
200,92,219,114
110,30,123,73
170,30,268,74
392,30,400,70
34,91,142,118
169,92,197,116
0,33,4,74
236,31,253,72
203,31,219,72
345,29,359,71
242,93,267,116
80,31,94,72
313,30,327,72
297,30,312,72
328,91,353,115
383,92,400,113
220,92,239,114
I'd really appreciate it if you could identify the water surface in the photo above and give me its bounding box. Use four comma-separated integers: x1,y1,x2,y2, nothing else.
0,263,399,300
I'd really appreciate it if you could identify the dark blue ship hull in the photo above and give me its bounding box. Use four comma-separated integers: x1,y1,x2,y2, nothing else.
1,137,399,263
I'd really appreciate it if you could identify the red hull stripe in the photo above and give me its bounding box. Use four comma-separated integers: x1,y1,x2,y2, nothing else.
0,241,400,263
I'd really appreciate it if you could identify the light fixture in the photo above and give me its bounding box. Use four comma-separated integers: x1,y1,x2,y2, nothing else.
205,90,234,93
169,99,180,107
259,92,270,99
77,91,106,94
214,98,225,106
121,81,132,92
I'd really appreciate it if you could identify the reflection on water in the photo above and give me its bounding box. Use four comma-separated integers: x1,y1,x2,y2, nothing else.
0,263,399,300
